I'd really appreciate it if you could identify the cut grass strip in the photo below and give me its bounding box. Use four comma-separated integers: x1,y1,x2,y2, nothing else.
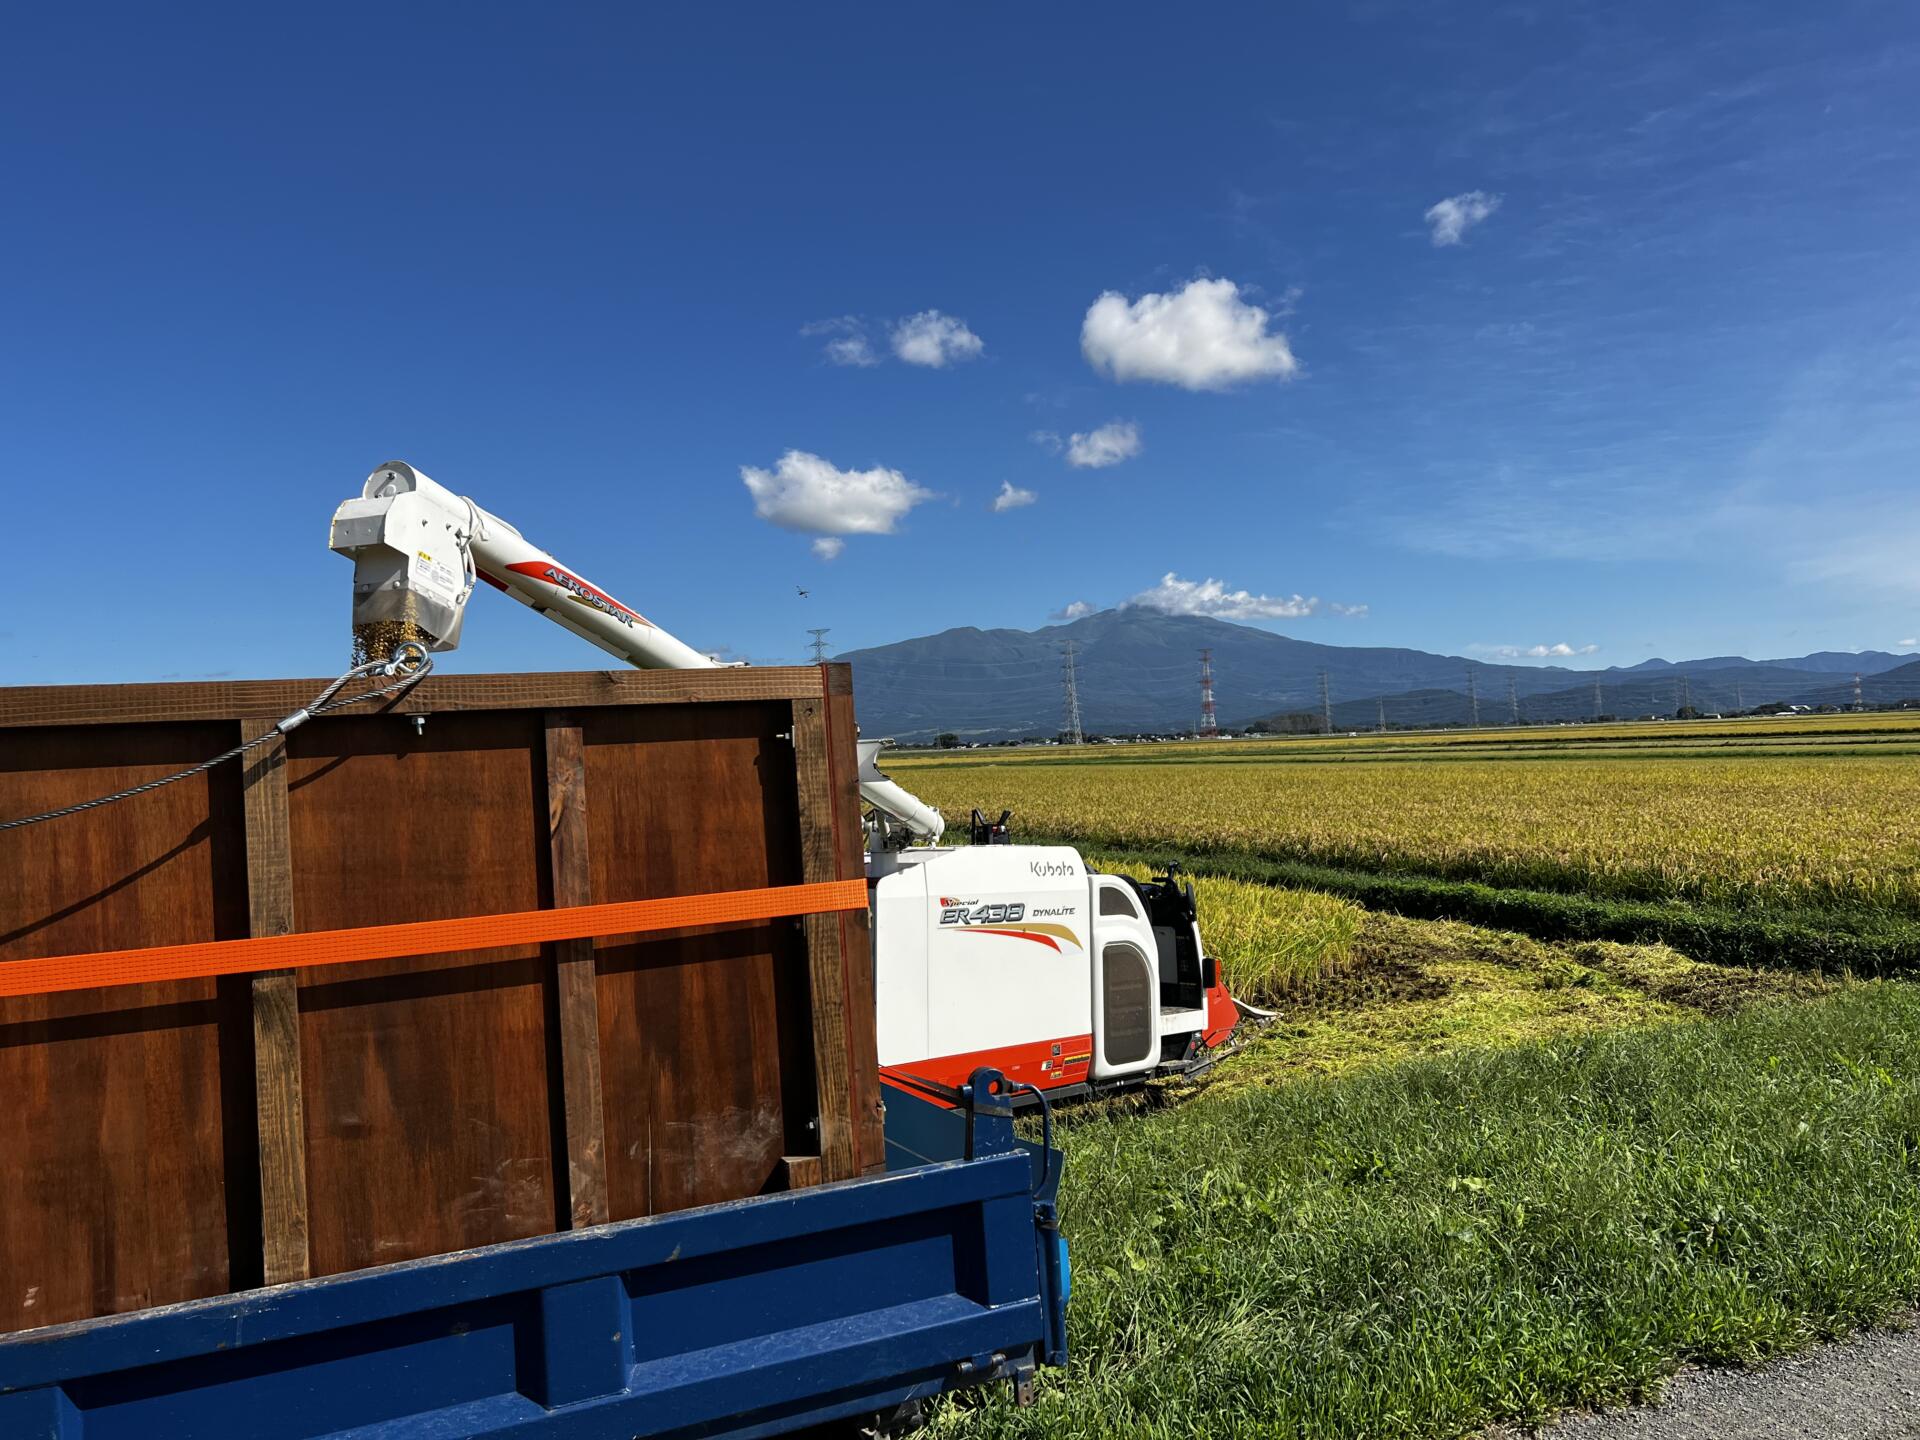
933,983,1920,1440
1073,839,1920,975
1216,911,1827,1089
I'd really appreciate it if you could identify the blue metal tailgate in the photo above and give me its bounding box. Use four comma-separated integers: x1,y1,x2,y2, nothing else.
0,1072,1063,1440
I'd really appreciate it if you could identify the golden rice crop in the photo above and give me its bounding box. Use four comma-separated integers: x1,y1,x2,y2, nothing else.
903,709,1920,762
900,756,1920,915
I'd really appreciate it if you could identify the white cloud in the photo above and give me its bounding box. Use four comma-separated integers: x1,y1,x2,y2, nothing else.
1081,278,1299,391
1126,573,1319,621
800,316,879,367
825,335,877,367
1051,601,1095,622
1330,602,1370,618
1900,638,1919,649
1471,642,1601,660
1425,191,1502,246
811,537,845,560
1029,429,1064,454
992,481,1037,512
891,310,984,368
740,451,934,546
1066,420,1142,469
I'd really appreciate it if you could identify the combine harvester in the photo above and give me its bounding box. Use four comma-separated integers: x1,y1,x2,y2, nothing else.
0,461,1239,1439
332,461,1241,1102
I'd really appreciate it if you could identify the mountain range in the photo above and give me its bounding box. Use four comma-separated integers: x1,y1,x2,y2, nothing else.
834,609,1918,739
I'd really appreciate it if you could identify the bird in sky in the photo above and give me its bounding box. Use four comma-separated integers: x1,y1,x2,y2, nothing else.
796,585,810,598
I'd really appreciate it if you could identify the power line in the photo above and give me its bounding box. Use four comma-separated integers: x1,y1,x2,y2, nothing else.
1061,640,1084,745
806,628,831,663
1198,649,1218,738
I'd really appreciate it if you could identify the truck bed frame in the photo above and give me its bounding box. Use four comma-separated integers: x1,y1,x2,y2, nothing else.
0,1071,1065,1440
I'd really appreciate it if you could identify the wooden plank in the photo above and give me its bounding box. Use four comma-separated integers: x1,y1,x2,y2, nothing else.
287,711,558,1278
240,718,310,1285
544,714,609,1230
0,722,250,1333
823,672,887,1174
0,667,831,730
588,702,807,1219
777,1155,823,1191
791,682,857,1182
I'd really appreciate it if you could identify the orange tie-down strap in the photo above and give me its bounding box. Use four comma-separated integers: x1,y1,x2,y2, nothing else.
0,878,870,1001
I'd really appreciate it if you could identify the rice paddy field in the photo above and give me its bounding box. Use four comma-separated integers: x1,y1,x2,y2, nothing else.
905,717,1920,1438
894,728,1920,917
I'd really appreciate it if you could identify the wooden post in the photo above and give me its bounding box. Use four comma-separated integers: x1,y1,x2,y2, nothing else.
545,714,610,1228
824,667,887,1173
240,718,309,1285
790,687,857,1181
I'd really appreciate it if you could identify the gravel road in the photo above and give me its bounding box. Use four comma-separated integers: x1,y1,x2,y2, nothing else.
1510,1323,1920,1439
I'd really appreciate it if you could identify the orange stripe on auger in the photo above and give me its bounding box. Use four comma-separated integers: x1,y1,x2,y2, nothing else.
0,878,870,1001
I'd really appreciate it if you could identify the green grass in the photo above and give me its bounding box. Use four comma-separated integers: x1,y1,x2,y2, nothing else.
934,984,1920,1440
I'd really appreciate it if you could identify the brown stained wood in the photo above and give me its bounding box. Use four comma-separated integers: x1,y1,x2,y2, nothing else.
285,711,557,1278
824,676,887,1174
544,715,609,1229
791,686,856,1182
777,1155,823,1191
0,723,250,1334
586,702,809,1219
0,668,831,730
239,718,310,1285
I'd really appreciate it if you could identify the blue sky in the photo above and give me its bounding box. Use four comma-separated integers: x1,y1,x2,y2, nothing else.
3,2,1917,685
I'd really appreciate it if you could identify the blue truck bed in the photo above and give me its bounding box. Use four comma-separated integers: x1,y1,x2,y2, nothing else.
0,1070,1065,1440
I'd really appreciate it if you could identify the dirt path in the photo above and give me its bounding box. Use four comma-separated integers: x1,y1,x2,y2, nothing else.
1511,1323,1920,1439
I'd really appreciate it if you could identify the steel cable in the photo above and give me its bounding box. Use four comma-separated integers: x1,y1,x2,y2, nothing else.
0,652,434,833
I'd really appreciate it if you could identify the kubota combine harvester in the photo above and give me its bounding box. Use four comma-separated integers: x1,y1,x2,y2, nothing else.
331,460,1241,1101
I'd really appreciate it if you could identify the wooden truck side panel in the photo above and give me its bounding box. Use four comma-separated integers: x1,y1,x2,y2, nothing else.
0,666,878,1335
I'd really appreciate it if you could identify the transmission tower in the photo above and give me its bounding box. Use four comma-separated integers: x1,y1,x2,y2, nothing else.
1735,682,1744,713
1592,678,1603,721
1377,697,1387,733
1507,675,1520,725
806,628,831,663
1854,671,1864,710
1060,641,1084,745
1466,669,1480,727
1197,649,1218,738
1318,669,1333,734
1678,674,1691,714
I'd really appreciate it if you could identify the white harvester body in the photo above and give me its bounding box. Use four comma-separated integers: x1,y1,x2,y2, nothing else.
871,844,1235,1094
